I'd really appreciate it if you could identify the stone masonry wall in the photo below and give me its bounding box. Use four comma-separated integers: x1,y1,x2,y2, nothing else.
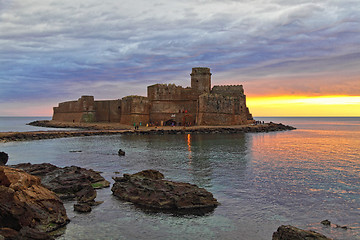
147,84,199,125
149,100,197,126
147,84,198,101
53,96,96,123
197,93,251,125
120,96,150,126
94,100,121,122
211,85,244,97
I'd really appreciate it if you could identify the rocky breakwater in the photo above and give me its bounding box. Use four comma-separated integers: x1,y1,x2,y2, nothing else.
11,163,110,213
0,166,69,239
111,170,219,214
0,130,127,142
127,123,295,136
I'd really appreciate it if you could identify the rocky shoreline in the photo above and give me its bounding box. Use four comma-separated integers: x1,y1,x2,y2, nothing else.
0,162,111,239
0,120,296,142
1,154,338,240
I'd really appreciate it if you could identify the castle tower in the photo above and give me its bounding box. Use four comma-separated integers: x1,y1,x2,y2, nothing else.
191,67,211,93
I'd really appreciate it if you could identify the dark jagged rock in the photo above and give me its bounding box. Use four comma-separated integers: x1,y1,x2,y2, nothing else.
118,149,125,156
0,152,8,166
0,167,69,239
11,163,109,202
73,203,91,213
111,170,219,213
75,185,97,203
18,226,55,240
11,163,110,215
272,225,331,240
0,227,18,239
335,224,349,230
321,220,331,226
132,169,164,180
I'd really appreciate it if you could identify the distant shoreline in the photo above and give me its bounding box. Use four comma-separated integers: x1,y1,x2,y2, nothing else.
0,120,296,142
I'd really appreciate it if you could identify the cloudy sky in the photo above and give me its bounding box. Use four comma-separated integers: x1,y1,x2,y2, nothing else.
1,0,359,116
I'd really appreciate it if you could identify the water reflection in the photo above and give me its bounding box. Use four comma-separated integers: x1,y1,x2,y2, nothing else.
248,129,360,236
187,134,192,163
185,133,250,191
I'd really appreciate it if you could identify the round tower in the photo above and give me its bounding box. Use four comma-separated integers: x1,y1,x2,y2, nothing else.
191,67,212,93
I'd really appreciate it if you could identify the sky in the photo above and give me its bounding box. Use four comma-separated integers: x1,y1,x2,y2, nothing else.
1,0,359,117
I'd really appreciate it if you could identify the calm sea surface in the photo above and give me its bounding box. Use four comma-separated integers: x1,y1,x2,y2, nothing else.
0,117,359,240
0,117,56,132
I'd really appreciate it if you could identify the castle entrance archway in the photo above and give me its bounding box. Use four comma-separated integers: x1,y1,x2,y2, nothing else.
165,119,177,126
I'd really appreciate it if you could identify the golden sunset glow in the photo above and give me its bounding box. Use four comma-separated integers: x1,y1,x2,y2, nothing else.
247,96,360,117
187,134,192,164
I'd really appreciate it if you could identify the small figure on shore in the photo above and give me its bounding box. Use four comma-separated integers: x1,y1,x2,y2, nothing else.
118,149,125,156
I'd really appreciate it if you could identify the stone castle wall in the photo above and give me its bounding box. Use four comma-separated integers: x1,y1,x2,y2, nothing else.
147,84,199,125
147,84,198,101
198,94,245,125
94,100,122,122
211,85,244,97
52,68,254,126
53,96,96,123
120,96,150,125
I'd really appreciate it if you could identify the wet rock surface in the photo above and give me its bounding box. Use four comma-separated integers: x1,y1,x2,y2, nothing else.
11,163,110,200
73,203,92,213
111,170,219,214
0,152,8,166
11,163,110,214
321,220,331,226
0,166,69,239
272,225,331,240
118,149,125,156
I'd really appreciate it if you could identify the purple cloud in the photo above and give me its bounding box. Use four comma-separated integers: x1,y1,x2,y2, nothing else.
0,0,359,115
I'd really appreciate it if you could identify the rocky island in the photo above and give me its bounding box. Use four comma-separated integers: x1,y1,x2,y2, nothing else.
112,170,219,214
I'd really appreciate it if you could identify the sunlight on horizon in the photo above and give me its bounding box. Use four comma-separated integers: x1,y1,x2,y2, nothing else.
247,95,360,117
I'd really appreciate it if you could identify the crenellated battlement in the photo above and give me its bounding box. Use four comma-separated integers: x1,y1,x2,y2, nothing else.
211,85,244,97
148,83,198,101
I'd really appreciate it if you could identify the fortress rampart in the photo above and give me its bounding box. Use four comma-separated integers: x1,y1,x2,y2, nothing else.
52,68,254,126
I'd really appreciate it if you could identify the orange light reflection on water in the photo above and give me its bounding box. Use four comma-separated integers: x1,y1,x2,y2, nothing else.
187,134,192,164
250,128,360,184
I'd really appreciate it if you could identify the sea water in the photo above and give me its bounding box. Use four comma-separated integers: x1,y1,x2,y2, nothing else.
0,117,53,132
0,117,359,240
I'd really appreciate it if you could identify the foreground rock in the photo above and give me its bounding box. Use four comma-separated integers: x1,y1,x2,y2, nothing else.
12,163,110,200
272,225,331,240
11,163,110,215
73,203,92,213
0,166,69,239
0,152,8,166
112,170,219,214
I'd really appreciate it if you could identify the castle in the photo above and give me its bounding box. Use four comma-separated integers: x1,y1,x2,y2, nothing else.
52,68,254,126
